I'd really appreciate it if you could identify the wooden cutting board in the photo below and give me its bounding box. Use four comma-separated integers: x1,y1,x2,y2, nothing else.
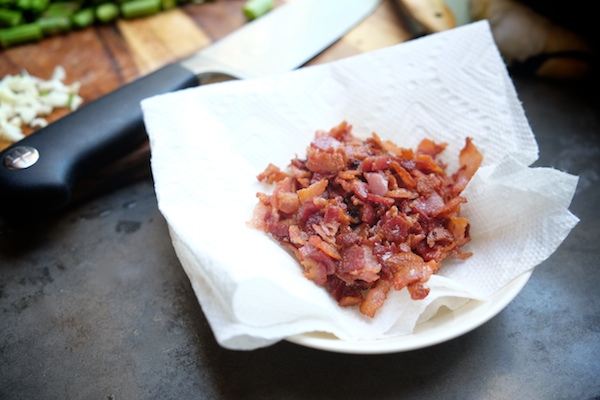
0,0,412,200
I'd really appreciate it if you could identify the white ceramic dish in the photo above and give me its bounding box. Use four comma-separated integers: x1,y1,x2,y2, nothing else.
285,271,532,354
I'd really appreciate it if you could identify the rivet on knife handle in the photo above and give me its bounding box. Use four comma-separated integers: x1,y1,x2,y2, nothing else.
0,63,199,216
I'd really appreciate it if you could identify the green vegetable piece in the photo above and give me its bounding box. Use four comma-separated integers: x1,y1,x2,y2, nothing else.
120,0,160,19
95,2,119,22
16,0,31,10
72,7,94,28
43,1,80,16
0,22,42,47
161,0,175,10
0,8,23,27
29,0,49,13
243,0,273,20
38,14,72,35
0,0,17,7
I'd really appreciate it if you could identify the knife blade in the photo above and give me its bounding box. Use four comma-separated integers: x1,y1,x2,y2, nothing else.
0,0,380,216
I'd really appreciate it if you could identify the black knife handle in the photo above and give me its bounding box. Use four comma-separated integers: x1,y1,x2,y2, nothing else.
0,63,198,216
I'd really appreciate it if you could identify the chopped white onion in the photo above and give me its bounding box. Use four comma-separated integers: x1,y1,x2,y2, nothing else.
0,66,83,143
30,118,48,129
0,121,25,142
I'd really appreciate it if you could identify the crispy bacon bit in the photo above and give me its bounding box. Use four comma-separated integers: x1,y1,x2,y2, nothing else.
297,179,328,202
417,138,447,158
360,277,392,318
252,121,482,317
452,137,483,195
365,173,389,196
306,146,347,174
257,163,288,184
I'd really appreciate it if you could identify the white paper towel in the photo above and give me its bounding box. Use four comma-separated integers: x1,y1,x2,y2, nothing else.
141,21,579,350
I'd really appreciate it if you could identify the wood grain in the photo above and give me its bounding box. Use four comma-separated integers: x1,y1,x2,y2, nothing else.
306,0,410,66
117,9,212,75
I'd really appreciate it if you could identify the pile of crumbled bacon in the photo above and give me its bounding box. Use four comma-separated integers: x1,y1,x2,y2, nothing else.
251,121,482,317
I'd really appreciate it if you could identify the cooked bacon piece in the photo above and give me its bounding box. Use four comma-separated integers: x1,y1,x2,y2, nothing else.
448,216,470,247
365,172,389,196
452,137,483,195
412,191,446,217
257,163,288,183
252,121,481,317
327,275,363,306
312,134,342,151
306,146,346,174
407,282,430,300
299,241,337,285
390,161,416,189
289,225,309,246
360,276,392,318
250,200,270,231
272,177,300,214
359,201,377,225
459,137,483,180
297,179,328,202
387,188,418,199
380,207,410,242
417,138,447,158
309,235,341,260
339,244,381,284
415,154,445,175
361,156,390,172
275,192,300,214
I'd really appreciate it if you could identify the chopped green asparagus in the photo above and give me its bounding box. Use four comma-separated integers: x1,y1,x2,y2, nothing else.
42,1,79,16
0,21,42,47
0,0,241,48
160,0,174,11
30,0,49,12
15,0,31,10
71,7,93,28
38,14,71,35
120,0,160,19
0,7,22,26
243,0,273,20
95,2,118,22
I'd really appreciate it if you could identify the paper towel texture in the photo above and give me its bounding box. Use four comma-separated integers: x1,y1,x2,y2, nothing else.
142,21,578,350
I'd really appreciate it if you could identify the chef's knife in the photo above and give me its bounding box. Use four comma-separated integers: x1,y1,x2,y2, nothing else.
0,0,380,216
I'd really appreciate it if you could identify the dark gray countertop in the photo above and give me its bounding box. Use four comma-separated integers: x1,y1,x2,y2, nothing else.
1,74,599,399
